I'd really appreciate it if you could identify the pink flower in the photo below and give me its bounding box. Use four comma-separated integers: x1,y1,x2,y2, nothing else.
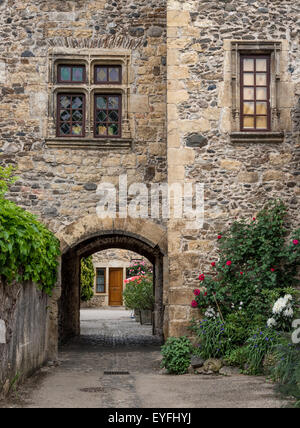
193,289,201,296
293,239,299,245
211,262,216,267
226,261,232,266
191,300,198,308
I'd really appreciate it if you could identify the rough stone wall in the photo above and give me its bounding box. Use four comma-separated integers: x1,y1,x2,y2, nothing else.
81,249,151,308
0,0,167,233
92,248,150,267
0,280,49,396
167,0,300,336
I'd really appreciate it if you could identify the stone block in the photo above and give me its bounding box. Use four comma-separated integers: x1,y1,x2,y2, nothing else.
269,153,292,166
169,289,194,305
180,52,198,64
167,90,189,104
167,10,190,27
237,172,259,183
0,61,6,84
168,66,189,80
168,321,191,337
168,148,195,165
220,159,242,171
129,94,149,113
263,170,285,182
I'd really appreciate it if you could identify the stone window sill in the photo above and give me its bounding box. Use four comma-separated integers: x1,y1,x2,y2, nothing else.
230,132,284,144
46,138,132,150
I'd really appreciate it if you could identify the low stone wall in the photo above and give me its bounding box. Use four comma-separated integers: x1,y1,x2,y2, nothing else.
81,295,106,309
0,280,49,397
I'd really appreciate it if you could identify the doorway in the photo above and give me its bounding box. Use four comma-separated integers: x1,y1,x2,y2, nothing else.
108,268,123,306
59,232,165,344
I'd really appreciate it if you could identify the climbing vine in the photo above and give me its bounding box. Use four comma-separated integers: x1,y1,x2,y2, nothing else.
80,256,95,302
0,166,60,295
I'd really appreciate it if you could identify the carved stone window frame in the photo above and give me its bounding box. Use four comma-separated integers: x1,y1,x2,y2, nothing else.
229,40,284,143
46,48,132,149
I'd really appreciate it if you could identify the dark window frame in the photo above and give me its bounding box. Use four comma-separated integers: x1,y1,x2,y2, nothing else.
96,268,106,294
94,93,122,138
56,93,86,138
240,54,271,132
57,64,86,84
94,65,122,84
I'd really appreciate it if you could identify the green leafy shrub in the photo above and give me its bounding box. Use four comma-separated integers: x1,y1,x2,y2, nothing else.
191,200,300,319
123,274,154,310
225,311,267,346
271,343,300,406
224,346,248,368
80,256,94,302
161,337,192,375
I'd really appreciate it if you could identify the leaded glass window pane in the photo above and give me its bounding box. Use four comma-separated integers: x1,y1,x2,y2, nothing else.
58,65,85,83
94,94,121,138
57,94,85,137
95,65,121,83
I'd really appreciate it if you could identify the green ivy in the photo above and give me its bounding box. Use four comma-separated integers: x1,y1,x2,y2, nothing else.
80,256,95,302
0,166,60,295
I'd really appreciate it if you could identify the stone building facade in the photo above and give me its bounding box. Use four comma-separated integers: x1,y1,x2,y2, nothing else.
81,249,151,308
0,0,299,347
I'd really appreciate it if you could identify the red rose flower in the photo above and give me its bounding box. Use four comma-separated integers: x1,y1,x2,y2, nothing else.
226,261,232,266
191,300,198,308
211,262,216,267
204,292,207,296
199,274,205,281
217,235,222,240
193,289,201,296
270,268,275,272
252,217,256,221
293,239,299,245
240,272,243,275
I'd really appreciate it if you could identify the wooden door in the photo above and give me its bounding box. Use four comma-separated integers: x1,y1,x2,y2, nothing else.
109,268,123,306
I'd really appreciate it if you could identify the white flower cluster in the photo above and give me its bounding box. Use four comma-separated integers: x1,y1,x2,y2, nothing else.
267,317,277,328
204,306,219,319
267,294,294,329
272,294,293,316
231,302,243,311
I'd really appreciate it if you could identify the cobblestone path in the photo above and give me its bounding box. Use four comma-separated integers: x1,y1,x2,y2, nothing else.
0,309,284,408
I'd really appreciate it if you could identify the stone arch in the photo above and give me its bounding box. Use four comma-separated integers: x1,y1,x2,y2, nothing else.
54,215,168,346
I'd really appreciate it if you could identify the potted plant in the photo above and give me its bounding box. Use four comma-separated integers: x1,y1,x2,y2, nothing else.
123,274,154,325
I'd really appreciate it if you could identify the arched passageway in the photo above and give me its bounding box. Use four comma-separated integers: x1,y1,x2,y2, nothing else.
59,231,166,344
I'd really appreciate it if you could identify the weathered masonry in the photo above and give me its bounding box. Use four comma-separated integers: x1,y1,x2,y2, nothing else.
0,0,299,358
